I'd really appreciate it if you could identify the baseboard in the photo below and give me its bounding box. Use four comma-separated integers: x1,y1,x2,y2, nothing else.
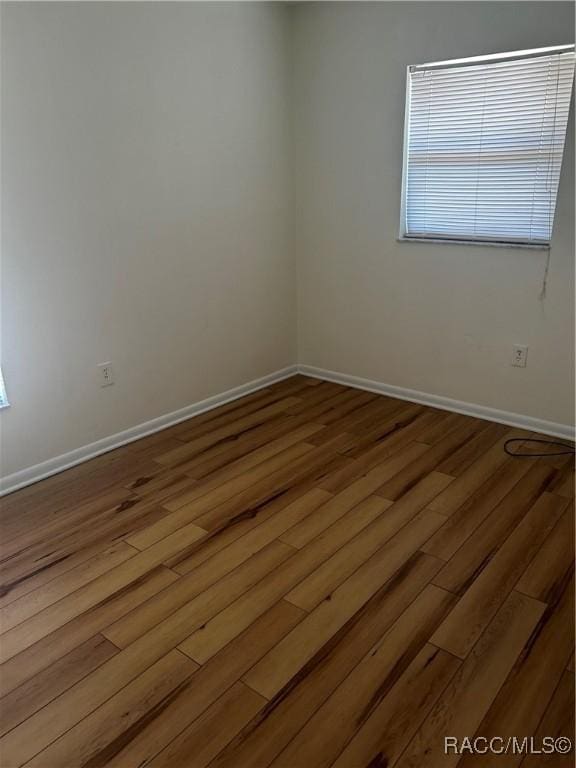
0,365,298,496
298,364,575,441
3,361,573,496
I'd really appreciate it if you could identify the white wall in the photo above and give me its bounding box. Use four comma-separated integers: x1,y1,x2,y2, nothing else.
293,1,575,428
2,2,574,482
1,2,295,476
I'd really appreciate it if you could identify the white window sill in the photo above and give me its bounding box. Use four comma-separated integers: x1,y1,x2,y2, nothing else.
397,236,550,251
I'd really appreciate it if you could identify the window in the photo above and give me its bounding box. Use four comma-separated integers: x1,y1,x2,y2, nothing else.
0,367,8,409
400,45,575,247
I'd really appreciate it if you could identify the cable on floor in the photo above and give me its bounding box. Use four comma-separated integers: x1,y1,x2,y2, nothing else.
504,438,575,457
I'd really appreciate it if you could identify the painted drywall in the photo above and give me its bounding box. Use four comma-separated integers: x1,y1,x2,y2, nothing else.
293,2,575,428
1,2,295,476
2,2,574,482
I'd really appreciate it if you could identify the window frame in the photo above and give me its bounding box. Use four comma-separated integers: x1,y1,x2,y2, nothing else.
398,45,574,250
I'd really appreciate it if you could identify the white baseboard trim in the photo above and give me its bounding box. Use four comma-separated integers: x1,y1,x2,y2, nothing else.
0,365,298,496
3,362,573,496
298,364,575,441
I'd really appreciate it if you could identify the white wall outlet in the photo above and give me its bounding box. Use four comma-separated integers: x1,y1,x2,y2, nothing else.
511,345,528,368
97,362,114,387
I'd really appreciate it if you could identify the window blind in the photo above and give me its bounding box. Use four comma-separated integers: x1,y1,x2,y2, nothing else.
402,46,575,246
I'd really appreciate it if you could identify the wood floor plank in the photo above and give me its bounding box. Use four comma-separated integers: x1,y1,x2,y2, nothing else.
319,408,435,493
0,634,118,738
284,387,364,420
170,484,332,574
126,442,315,549
431,492,568,658
154,397,302,467
331,643,460,768
282,495,397,611
146,682,265,768
96,602,304,768
0,496,178,602
520,670,575,768
178,496,395,663
0,459,160,544
104,490,329,647
291,390,380,428
165,378,315,442
163,432,319,512
0,532,144,611
427,428,531,516
0,521,207,663
549,466,575,499
422,457,534,562
281,442,429,549
0,542,292,767
414,411,472,446
25,649,198,768
166,383,340,480
272,380,344,411
376,420,484,502
191,436,353,534
271,585,457,768
243,509,447,699
0,541,138,632
178,422,321,492
104,537,295,649
0,565,179,696
0,492,139,590
171,414,324,480
0,382,311,538
172,385,311,442
0,376,571,768
395,590,546,768
0,488,133,558
123,468,195,500
436,422,509,477
306,396,403,447
516,502,575,603
167,389,275,438
458,576,575,768
285,471,452,611
432,462,560,595
170,486,332,577
209,552,443,768
339,403,426,457
0,538,131,611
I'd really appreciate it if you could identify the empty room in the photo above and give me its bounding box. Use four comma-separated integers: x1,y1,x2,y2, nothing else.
0,1,574,766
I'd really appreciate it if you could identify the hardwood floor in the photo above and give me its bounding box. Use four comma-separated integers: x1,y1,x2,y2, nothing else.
0,375,573,767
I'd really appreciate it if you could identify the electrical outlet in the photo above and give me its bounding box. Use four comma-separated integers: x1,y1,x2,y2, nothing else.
98,362,114,387
511,345,528,368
